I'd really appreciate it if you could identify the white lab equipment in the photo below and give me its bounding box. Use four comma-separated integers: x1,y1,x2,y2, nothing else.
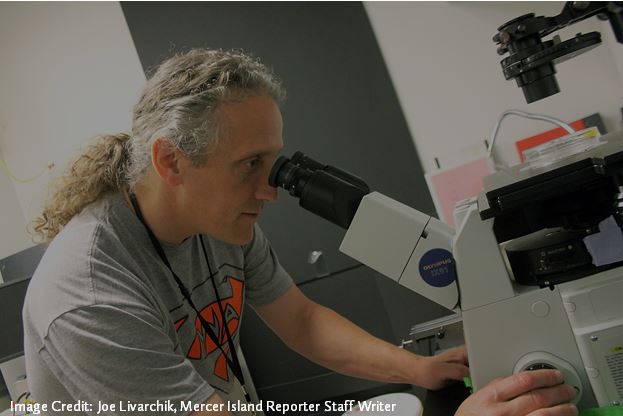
270,130,623,411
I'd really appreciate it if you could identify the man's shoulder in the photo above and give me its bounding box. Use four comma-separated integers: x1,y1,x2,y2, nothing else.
42,193,130,265
25,193,154,330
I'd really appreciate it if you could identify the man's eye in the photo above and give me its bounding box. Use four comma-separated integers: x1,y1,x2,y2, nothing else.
244,158,261,171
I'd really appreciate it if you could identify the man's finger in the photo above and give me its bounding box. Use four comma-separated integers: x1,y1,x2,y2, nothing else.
510,383,576,414
438,346,468,365
443,362,470,381
529,403,578,416
486,370,564,401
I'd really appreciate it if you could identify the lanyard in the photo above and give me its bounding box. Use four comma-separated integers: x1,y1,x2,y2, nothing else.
128,192,253,405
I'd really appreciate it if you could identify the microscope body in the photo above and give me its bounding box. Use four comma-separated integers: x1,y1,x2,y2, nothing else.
339,191,458,311
270,132,623,410
453,131,623,408
455,201,620,409
337,131,623,409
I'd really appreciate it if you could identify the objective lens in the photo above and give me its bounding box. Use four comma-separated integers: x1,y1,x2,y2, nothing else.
517,64,560,103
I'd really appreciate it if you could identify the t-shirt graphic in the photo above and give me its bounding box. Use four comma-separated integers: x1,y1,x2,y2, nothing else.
174,276,244,381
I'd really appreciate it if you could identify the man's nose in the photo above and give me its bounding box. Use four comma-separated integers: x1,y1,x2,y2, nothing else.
256,180,278,202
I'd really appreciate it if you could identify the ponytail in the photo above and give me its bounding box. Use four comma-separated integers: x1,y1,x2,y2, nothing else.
32,133,130,242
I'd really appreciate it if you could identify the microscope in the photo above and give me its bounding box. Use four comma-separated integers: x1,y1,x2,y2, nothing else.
269,2,623,411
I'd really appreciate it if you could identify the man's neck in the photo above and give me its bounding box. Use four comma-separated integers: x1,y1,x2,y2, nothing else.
128,182,194,245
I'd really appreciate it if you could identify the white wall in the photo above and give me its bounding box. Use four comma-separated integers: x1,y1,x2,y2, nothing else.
0,2,144,259
0,149,32,269
365,2,623,172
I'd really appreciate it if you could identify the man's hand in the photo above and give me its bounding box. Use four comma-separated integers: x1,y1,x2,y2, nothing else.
412,346,470,390
455,369,578,416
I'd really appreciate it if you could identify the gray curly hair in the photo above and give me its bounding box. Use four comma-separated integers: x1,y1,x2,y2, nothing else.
33,48,285,241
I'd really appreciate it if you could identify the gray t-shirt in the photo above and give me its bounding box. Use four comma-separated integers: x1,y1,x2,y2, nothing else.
23,192,293,415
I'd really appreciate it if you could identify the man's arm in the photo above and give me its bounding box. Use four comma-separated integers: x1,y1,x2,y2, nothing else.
254,284,468,390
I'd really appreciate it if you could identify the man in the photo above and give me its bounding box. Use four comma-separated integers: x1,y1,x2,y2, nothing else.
24,49,577,416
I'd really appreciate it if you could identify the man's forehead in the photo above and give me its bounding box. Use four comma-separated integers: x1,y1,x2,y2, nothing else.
212,96,283,158
213,129,283,159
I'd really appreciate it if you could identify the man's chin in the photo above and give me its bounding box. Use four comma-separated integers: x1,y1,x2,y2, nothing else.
233,232,254,245
203,222,255,245
217,228,254,246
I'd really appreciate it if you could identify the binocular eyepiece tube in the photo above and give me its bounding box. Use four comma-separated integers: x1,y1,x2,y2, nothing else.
269,152,370,229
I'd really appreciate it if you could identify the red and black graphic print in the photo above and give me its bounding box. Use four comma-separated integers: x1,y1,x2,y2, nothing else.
173,276,244,381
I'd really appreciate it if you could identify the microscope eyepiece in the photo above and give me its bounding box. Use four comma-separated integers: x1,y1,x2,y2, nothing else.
269,155,314,198
269,152,370,229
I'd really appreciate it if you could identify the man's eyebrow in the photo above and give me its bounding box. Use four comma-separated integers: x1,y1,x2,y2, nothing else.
235,149,279,161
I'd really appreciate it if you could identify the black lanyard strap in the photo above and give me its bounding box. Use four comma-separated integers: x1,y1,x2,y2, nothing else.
128,192,251,403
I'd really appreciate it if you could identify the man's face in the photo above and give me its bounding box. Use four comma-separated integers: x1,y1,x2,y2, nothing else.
180,95,283,245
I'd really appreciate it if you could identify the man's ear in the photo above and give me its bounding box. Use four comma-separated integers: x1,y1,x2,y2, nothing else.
151,138,185,186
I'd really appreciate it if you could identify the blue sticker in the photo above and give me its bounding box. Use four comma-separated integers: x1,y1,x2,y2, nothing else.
419,249,456,288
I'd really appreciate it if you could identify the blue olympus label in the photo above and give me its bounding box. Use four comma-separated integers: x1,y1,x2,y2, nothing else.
418,248,456,287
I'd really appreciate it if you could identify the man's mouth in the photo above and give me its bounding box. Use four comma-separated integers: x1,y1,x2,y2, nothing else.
242,204,263,218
